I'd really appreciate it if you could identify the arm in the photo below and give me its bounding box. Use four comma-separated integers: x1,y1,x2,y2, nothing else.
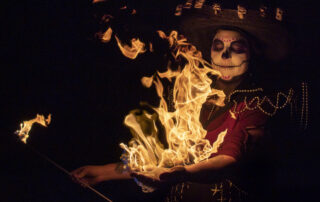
133,154,236,187
179,128,264,184
71,162,132,186
155,154,236,185
184,154,236,183
175,127,262,183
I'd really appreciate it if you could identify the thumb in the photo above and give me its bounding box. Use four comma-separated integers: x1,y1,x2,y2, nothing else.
159,171,174,181
159,166,186,182
73,167,87,178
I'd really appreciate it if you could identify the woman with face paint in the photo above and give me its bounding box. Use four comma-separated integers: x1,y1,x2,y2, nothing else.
72,3,301,202
130,5,296,202
154,5,297,202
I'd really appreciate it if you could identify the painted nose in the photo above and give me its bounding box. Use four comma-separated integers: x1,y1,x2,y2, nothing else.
222,49,231,59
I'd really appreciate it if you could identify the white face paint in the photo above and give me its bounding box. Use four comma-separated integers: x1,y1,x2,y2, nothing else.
211,30,250,81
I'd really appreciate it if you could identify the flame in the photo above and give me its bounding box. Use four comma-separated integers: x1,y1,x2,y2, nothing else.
15,114,51,143
101,27,113,43
115,36,146,59
119,31,227,182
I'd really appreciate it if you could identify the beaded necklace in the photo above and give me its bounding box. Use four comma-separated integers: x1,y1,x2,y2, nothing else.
300,82,309,129
228,88,294,116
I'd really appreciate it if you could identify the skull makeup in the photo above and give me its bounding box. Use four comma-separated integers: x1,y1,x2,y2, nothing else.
211,30,250,81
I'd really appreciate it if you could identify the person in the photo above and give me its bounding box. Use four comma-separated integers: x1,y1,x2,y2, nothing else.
72,3,299,202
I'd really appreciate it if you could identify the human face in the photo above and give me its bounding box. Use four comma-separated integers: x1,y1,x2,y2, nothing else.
211,30,250,81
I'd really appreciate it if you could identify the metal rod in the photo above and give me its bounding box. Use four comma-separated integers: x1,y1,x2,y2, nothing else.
25,144,113,202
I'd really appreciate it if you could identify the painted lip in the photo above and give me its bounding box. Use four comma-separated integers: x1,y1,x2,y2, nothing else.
221,75,231,80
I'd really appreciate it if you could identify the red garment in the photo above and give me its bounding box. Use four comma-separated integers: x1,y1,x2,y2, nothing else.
203,102,268,160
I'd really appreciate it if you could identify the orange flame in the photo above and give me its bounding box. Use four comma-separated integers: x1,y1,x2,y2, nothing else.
15,114,51,143
101,27,113,43
115,36,146,59
119,31,227,183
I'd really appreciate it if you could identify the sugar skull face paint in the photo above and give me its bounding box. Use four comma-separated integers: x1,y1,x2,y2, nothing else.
211,30,250,81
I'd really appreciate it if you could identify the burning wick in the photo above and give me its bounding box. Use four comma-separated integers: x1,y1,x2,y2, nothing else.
15,114,113,202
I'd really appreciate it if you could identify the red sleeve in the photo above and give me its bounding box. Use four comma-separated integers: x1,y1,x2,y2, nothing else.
210,109,268,160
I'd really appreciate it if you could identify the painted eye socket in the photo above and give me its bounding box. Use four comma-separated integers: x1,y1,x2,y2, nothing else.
212,39,224,51
230,41,248,54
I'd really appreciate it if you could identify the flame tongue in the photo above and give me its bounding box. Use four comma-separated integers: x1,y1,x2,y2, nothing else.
15,114,51,144
115,36,146,59
120,31,227,178
101,27,113,43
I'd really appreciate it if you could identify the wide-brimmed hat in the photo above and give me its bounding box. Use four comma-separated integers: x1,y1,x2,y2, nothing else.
178,5,290,62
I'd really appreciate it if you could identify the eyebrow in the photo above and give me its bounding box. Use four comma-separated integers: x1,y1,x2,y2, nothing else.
230,39,247,45
213,37,247,44
213,39,223,43
216,37,238,42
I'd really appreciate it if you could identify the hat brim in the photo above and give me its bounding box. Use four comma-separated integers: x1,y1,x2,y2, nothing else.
179,7,290,62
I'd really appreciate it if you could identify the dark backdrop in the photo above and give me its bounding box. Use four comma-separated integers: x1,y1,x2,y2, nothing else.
1,0,319,201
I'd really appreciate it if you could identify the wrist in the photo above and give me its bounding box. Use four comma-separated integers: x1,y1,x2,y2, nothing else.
173,166,191,183
183,166,193,182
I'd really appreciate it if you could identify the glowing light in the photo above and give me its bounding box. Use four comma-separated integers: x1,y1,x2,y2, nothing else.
119,31,227,185
115,36,146,59
15,114,51,143
101,27,113,43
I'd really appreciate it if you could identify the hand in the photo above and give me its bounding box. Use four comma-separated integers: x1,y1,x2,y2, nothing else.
71,165,108,187
159,166,188,182
131,166,188,188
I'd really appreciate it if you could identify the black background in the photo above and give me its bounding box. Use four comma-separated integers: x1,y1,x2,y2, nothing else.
1,0,319,201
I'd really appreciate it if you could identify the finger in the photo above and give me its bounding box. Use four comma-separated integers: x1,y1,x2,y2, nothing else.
159,168,175,180
71,173,81,183
159,172,173,181
134,174,160,187
130,172,143,178
160,168,185,182
71,175,88,187
76,171,87,178
71,167,85,177
89,176,103,185
130,172,137,178
77,177,93,188
71,173,84,183
74,167,89,179
134,174,153,184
